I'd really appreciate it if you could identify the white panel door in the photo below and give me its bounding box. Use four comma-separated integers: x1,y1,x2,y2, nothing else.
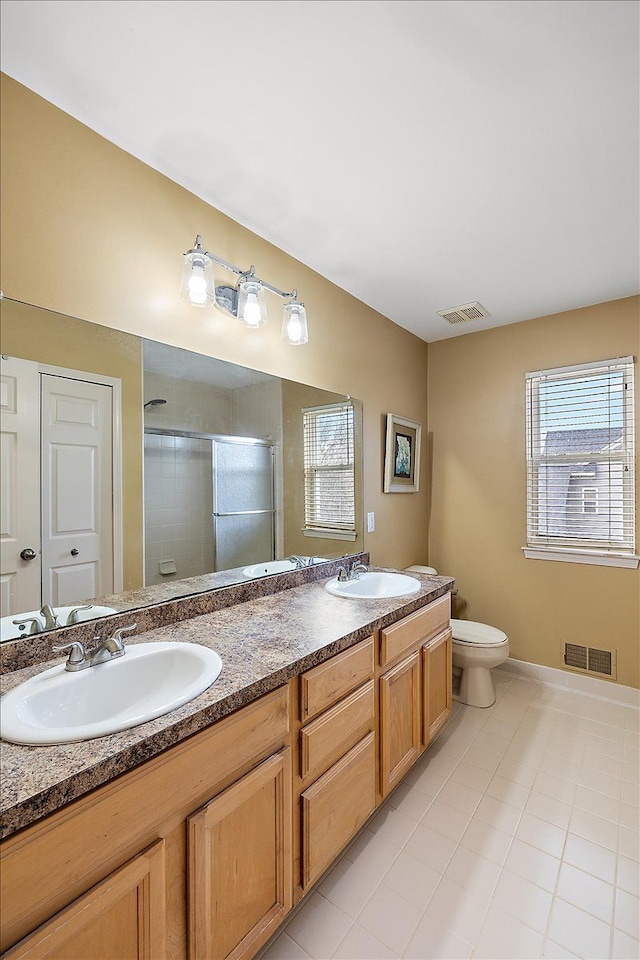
0,357,42,616
41,375,114,605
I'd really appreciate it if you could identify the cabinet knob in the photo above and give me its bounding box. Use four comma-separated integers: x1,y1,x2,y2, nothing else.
70,548,79,556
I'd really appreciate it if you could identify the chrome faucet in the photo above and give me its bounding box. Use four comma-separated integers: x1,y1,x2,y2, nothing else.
336,561,368,582
88,626,131,666
287,555,308,569
11,605,60,635
11,615,42,635
53,624,137,672
65,604,93,626
40,605,59,630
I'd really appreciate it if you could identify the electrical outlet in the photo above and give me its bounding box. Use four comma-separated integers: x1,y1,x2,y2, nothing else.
367,511,375,533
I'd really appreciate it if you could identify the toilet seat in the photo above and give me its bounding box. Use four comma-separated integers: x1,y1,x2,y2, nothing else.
451,619,508,648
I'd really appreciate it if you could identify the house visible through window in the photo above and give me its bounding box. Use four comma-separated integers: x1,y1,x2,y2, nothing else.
302,402,356,540
525,357,636,563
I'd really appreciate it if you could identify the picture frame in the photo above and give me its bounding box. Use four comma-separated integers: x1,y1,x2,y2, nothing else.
383,413,421,493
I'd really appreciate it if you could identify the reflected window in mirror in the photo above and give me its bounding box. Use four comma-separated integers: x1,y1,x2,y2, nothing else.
303,402,356,540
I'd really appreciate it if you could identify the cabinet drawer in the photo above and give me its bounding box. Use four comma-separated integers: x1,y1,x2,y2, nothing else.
300,681,375,782
300,637,374,721
380,594,450,668
301,732,376,888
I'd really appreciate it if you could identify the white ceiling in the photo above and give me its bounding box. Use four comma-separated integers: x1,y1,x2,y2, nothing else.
1,0,638,342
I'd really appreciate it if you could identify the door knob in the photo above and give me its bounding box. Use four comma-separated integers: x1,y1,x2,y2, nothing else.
20,548,37,561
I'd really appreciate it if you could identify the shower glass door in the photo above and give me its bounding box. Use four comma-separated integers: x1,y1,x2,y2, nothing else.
212,438,275,571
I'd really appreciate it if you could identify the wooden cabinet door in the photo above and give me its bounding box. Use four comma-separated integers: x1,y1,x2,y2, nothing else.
3,840,166,960
379,651,421,797
300,731,376,889
188,749,292,960
423,628,452,746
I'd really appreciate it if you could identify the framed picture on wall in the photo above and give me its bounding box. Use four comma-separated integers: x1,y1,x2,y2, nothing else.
383,413,421,493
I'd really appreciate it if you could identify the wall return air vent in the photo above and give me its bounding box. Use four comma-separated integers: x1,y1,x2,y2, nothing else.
437,301,490,325
563,642,616,680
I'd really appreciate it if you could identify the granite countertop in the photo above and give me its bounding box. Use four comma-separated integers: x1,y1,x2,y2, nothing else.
0,570,454,840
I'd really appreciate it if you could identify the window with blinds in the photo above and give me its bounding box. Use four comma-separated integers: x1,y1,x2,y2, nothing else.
525,357,635,557
303,401,356,539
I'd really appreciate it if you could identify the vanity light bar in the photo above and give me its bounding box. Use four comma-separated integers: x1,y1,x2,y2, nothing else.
182,235,308,344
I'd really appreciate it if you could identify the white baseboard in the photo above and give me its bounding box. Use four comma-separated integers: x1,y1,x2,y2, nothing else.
496,657,640,709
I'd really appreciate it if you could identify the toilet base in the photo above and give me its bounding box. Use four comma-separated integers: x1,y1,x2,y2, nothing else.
455,665,497,708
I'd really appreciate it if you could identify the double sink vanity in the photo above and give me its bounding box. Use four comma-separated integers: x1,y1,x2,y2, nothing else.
0,558,455,960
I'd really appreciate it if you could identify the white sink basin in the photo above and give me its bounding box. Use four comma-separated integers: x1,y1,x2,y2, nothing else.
243,559,301,578
0,605,118,643
0,642,223,745
243,558,327,578
325,572,421,600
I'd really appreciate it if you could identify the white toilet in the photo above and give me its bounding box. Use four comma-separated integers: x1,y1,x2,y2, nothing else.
405,566,509,708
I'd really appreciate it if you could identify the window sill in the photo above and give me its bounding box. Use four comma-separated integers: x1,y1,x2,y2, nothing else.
303,527,357,541
522,547,639,569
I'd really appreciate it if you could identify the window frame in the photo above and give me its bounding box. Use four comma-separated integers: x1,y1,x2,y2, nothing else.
302,401,357,541
523,356,638,569
581,486,598,515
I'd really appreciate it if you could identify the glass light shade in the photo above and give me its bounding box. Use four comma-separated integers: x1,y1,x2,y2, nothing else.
181,252,215,306
237,279,268,327
282,301,308,345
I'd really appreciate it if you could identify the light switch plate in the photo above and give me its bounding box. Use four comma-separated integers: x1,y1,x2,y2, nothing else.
367,512,375,533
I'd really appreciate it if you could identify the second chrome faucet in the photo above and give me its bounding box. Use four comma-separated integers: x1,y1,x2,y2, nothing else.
336,561,369,582
12,604,96,635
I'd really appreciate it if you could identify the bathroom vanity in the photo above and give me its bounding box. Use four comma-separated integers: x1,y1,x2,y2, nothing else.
0,568,453,960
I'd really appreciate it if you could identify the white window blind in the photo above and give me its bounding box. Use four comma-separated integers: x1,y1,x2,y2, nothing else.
303,402,355,538
525,357,635,555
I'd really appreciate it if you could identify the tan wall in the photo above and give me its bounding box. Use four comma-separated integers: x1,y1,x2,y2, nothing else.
0,74,429,572
0,299,144,590
428,297,640,688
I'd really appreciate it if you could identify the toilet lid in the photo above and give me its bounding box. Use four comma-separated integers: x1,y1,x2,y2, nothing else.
450,618,508,647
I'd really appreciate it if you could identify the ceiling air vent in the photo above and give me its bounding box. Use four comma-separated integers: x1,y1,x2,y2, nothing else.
438,301,490,325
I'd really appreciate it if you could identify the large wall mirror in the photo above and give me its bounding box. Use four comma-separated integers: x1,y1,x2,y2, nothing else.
0,297,363,643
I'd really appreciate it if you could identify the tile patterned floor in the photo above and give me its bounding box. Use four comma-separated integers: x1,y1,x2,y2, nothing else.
261,671,640,960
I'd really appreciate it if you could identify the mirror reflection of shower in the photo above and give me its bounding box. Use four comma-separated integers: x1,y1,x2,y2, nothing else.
143,431,275,586
142,343,281,587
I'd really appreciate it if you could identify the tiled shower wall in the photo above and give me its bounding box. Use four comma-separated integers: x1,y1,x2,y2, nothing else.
143,434,214,586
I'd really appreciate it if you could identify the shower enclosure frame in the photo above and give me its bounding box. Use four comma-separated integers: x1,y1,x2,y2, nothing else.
143,427,276,580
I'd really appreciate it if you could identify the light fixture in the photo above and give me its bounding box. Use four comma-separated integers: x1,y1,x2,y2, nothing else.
237,274,268,328
180,236,215,306
282,299,308,345
181,235,309,344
